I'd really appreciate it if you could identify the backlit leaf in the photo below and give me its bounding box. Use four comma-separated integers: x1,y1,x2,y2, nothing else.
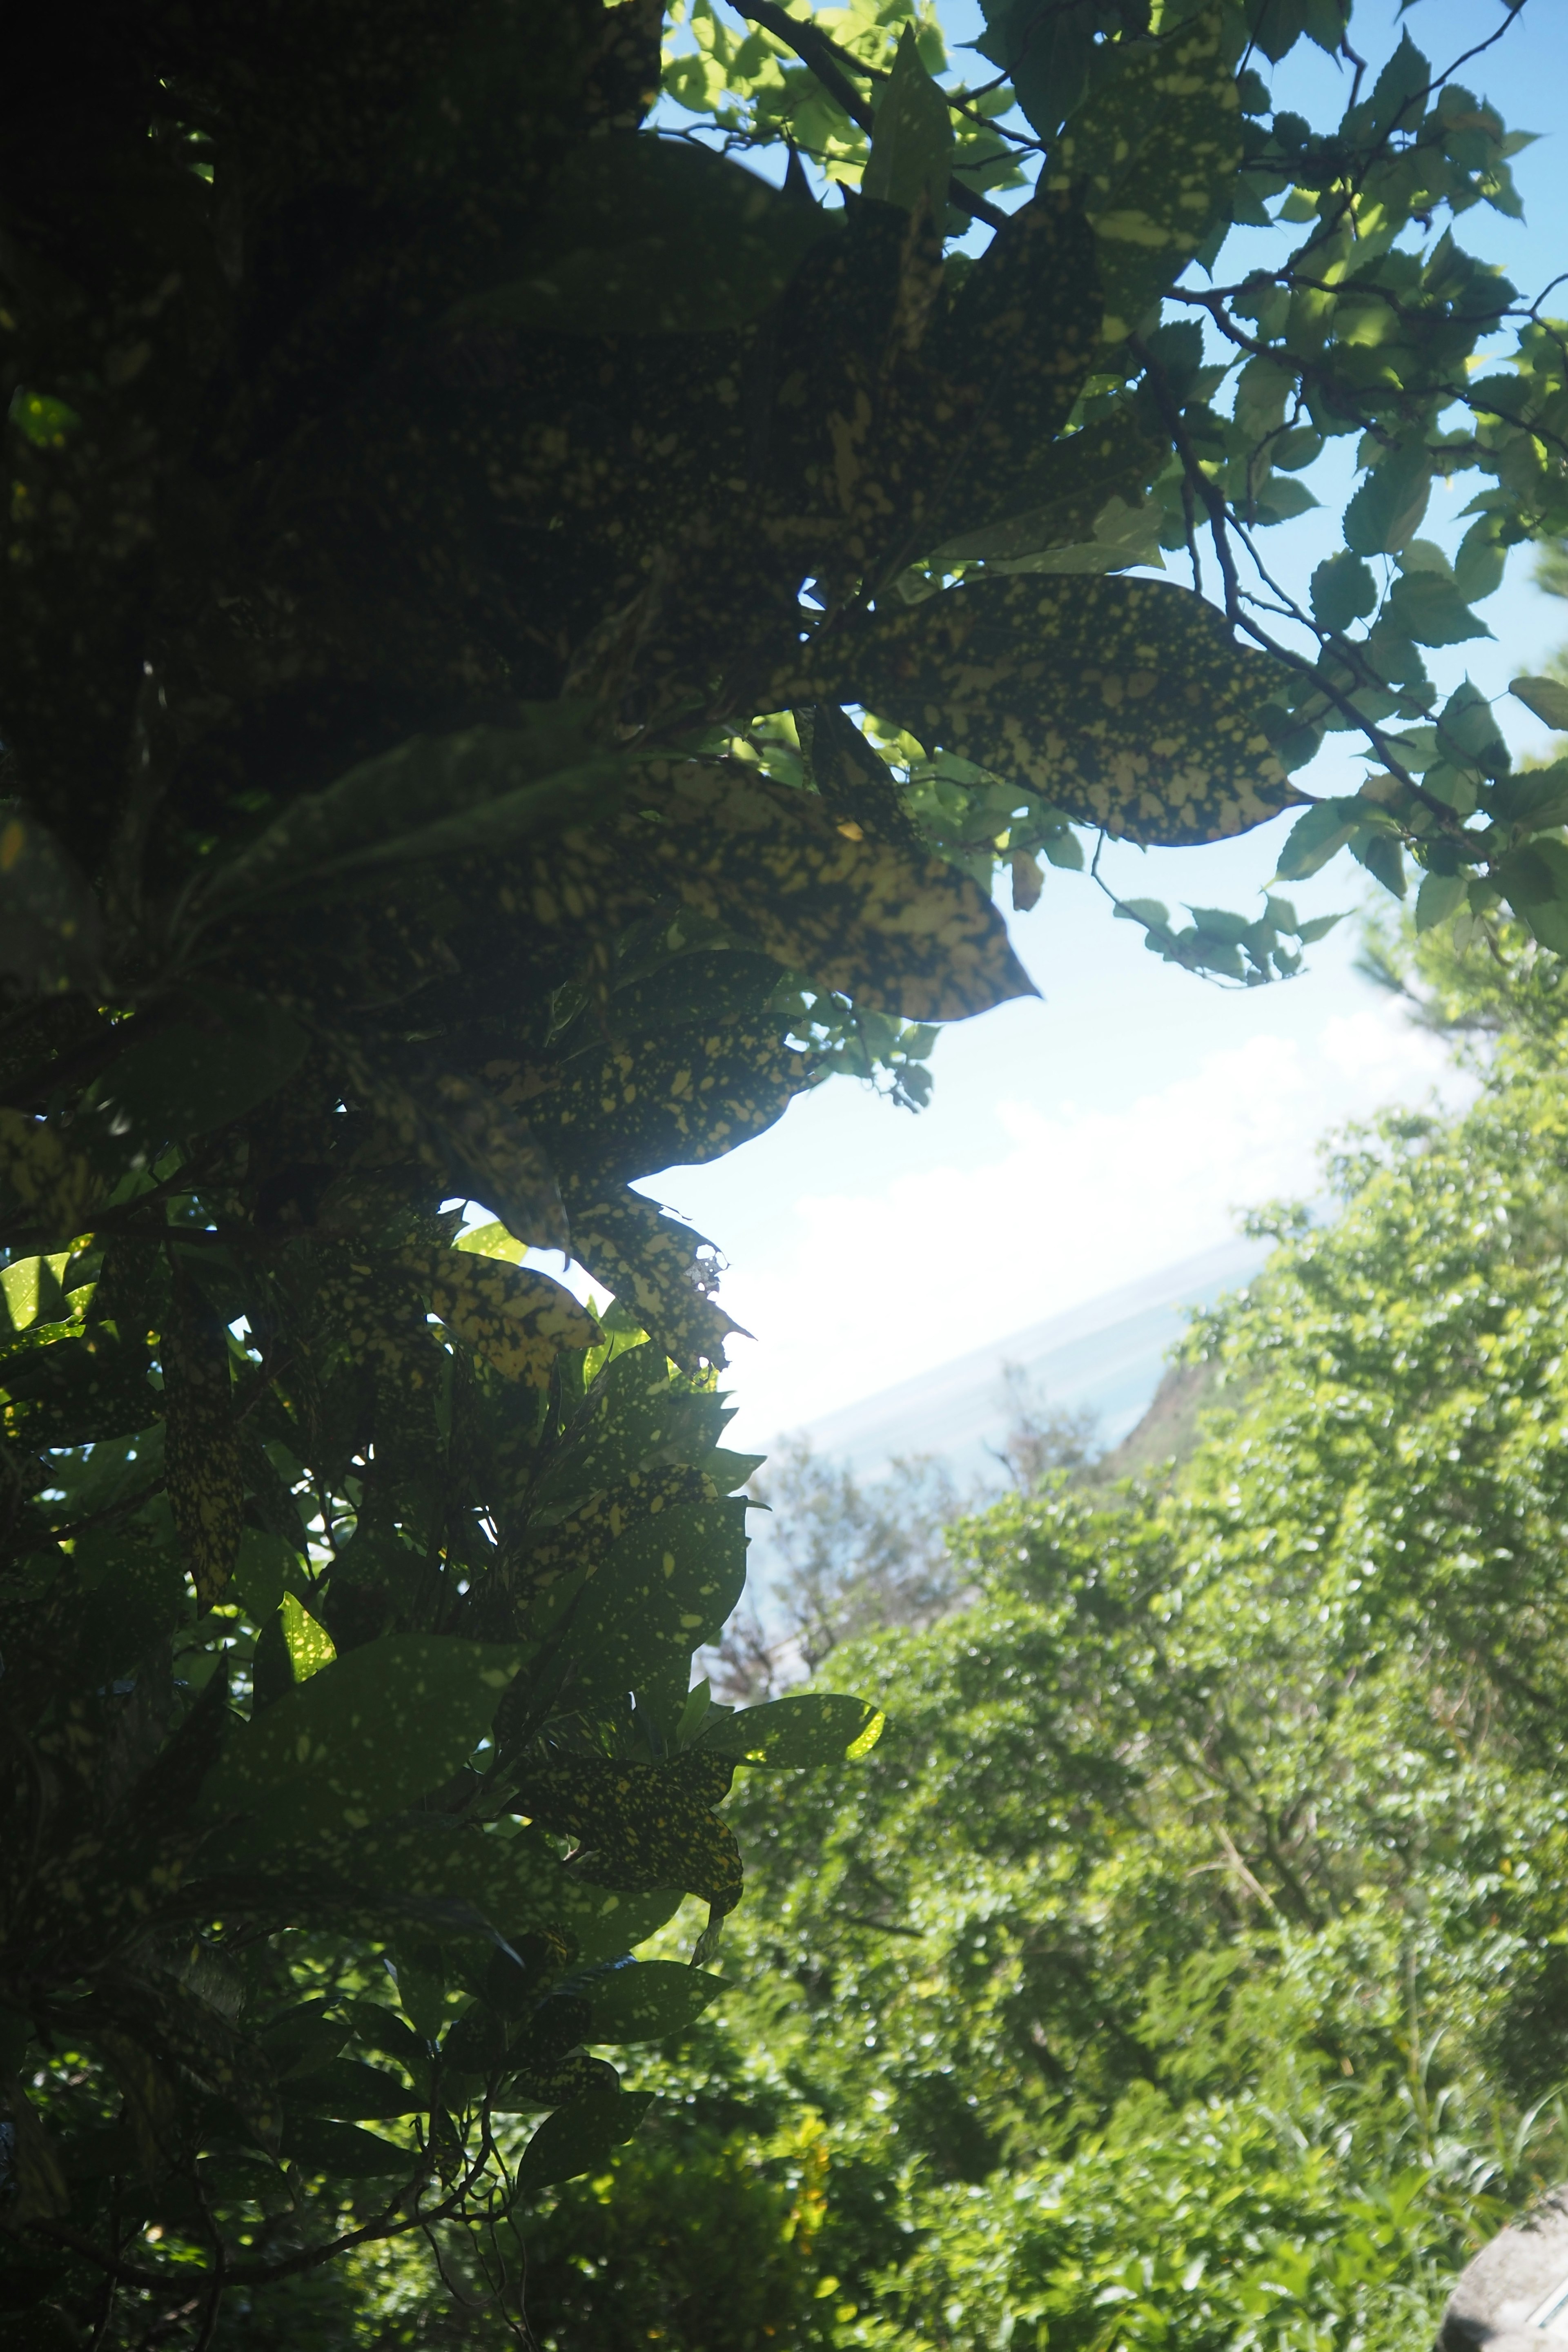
403,1244,600,1386
787,578,1292,846
695,1692,886,1766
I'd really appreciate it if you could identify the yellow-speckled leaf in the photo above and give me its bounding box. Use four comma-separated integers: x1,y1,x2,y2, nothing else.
787,577,1293,846
163,1267,243,1611
281,1592,337,1681
401,1244,599,1386
517,1752,743,1915
628,762,1035,1019
1046,9,1242,344
563,1183,742,1373
531,1021,822,1190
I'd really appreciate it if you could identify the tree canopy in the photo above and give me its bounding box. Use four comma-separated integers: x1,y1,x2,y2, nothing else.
512,915,1568,2352
2,0,1566,2342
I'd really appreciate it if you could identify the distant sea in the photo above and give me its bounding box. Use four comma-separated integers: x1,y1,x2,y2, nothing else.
767,1233,1270,1488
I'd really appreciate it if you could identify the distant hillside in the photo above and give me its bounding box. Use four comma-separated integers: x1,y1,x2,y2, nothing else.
780,1236,1267,1487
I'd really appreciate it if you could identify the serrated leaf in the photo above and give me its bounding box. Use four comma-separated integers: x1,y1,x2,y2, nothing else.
586,1961,728,2044
784,577,1292,848
1274,799,1363,881
695,1692,886,1766
1499,839,1568,956
1510,675,1568,731
1383,571,1490,648
1343,442,1432,557
1415,871,1468,933
1310,552,1378,633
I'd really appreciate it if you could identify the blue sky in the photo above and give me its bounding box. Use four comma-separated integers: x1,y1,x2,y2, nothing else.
621,0,1568,1451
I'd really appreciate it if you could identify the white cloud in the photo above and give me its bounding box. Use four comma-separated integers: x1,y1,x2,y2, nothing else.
712,996,1462,1449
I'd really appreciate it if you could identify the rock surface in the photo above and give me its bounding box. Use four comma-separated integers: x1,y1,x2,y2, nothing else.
1438,2192,1568,2352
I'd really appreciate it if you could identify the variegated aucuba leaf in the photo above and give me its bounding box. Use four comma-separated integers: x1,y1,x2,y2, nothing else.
325,1036,570,1255
399,1244,599,1388
628,761,1034,1021
515,1751,743,1916
1043,7,1242,349
561,1183,744,1374
920,187,1102,552
163,1263,244,1612
528,1018,823,1191
782,577,1295,847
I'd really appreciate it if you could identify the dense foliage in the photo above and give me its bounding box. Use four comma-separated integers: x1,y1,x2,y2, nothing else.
4,0,1568,2341
514,924,1568,2351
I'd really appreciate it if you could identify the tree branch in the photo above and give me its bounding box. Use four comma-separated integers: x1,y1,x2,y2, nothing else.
732,0,1009,230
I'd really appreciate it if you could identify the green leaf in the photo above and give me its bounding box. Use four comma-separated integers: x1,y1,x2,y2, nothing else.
87,987,310,1151
864,27,954,219
0,1111,109,1241
0,802,102,995
695,1693,886,1766
1383,571,1490,648
516,2085,653,2192
1274,800,1363,881
931,412,1165,568
1498,839,1568,955
199,1637,524,1850
786,577,1292,848
560,1499,750,1732
586,1961,728,2044
1310,553,1378,633
447,138,839,336
1343,443,1432,557
280,1592,337,1681
288,2059,424,2119
1044,10,1243,343
231,1528,296,1621
0,1328,155,1448
1510,675,1568,731
284,2117,416,2179
1352,830,1406,900
0,1254,69,1335
184,715,612,927
1415,871,1468,933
